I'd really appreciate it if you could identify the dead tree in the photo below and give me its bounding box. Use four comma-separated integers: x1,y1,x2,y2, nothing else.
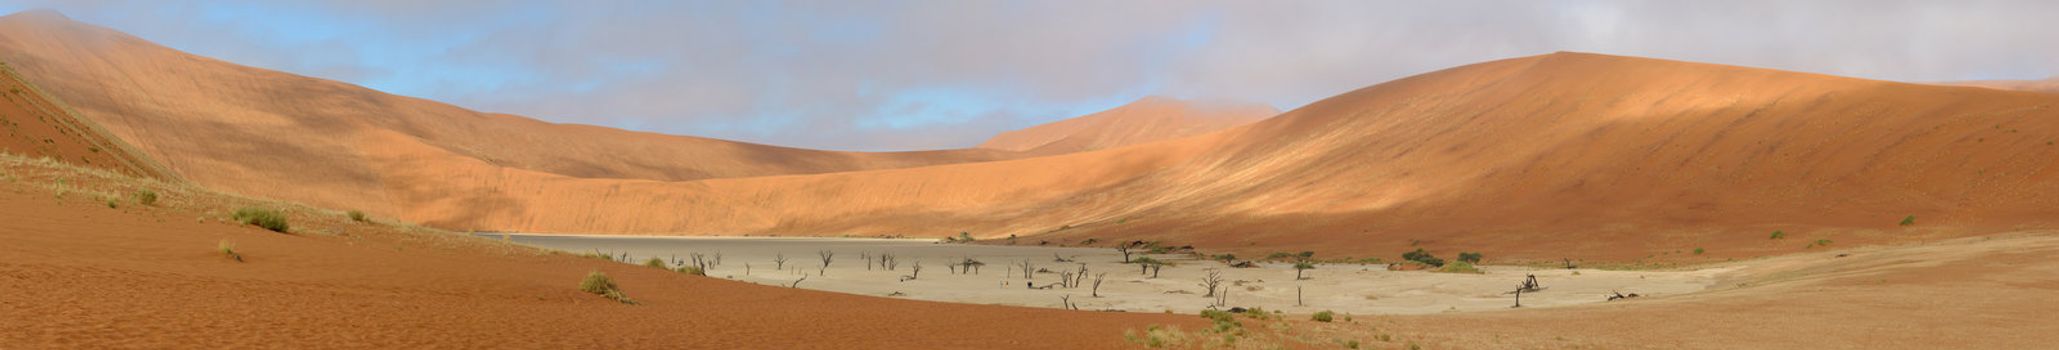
884,254,899,271
1091,273,1107,297
1073,264,1089,287
1213,287,1229,307
1018,260,1035,279
1199,269,1224,297
689,253,711,273
773,253,788,270
960,257,985,274
862,252,873,271
1512,287,1523,308
1519,274,1543,292
900,260,924,281
1060,294,1078,310
1057,270,1075,288
745,263,752,275
817,250,835,276
713,252,723,266
789,276,807,288
1116,240,1145,263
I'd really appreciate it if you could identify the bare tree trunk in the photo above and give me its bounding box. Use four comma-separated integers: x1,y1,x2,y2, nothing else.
818,250,834,276
774,253,788,270
1092,273,1107,297
1200,270,1223,297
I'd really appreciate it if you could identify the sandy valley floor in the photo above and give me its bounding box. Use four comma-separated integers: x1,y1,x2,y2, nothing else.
501,234,1724,315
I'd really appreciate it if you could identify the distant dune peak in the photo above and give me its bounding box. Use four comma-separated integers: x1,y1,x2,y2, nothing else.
977,96,1277,154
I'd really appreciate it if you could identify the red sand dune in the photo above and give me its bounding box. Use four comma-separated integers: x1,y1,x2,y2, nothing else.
0,59,167,179
1950,77,2059,93
6,10,2059,262
978,96,1275,155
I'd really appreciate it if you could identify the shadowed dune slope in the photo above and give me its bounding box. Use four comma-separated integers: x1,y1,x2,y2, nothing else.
0,59,167,179
978,96,1276,155
0,11,1019,216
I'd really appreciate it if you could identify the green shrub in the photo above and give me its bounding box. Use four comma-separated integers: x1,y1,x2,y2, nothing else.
676,266,705,276
347,210,368,223
1344,339,1361,349
1312,310,1334,322
579,271,635,304
1693,247,1705,255
642,257,667,268
1457,252,1483,264
104,198,117,209
232,207,289,233
1809,239,1834,248
1435,261,1482,274
1770,231,1786,240
1402,248,1444,267
133,190,157,206
1899,215,1916,226
217,240,242,262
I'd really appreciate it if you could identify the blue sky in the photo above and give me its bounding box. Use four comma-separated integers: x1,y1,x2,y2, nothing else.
1,1,2055,151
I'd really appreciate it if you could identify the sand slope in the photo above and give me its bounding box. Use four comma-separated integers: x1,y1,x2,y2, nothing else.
0,59,167,179
1950,77,2059,93
978,96,1275,155
0,11,1018,217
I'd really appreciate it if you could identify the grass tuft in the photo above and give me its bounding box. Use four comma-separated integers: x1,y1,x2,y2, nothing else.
347,210,368,223
133,190,157,206
1312,310,1335,322
579,271,636,304
217,240,242,262
232,207,289,233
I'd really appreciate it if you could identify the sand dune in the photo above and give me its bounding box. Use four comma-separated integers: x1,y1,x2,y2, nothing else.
0,11,1019,216
978,96,1275,155
8,10,2059,261
1950,77,2059,93
0,59,167,179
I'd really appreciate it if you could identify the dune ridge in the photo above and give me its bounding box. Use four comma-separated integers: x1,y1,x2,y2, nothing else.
978,96,1276,155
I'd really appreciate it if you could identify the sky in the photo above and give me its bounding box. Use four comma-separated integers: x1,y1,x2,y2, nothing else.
0,0,2055,151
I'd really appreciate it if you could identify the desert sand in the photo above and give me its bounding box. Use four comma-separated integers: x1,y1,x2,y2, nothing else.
1951,77,2059,93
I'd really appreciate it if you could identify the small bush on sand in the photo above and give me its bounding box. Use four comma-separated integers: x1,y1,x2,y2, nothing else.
579,271,635,304
1457,252,1483,264
1808,239,1834,249
1693,247,1705,255
232,207,289,233
642,257,667,269
1312,310,1335,322
1435,261,1482,274
676,266,705,276
133,190,157,206
217,240,242,262
1124,325,1188,348
104,197,117,209
347,210,368,223
1770,231,1786,240
1402,248,1445,267
1899,215,1916,226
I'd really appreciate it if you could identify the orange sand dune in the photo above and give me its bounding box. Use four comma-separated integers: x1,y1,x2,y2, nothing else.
1950,77,2059,93
9,10,2059,261
0,11,1018,217
0,60,167,179
978,96,1275,155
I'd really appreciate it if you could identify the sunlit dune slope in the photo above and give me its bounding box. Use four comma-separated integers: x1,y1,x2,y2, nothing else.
0,11,1018,216
362,52,2059,260
1950,77,2059,93
978,96,1275,155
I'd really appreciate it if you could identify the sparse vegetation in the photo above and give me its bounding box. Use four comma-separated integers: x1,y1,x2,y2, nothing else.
232,207,289,233
1770,230,1786,240
1401,248,1445,267
217,240,242,262
347,210,368,223
643,257,667,269
1124,325,1189,348
1809,239,1834,249
1435,260,1482,273
1293,261,1315,280
133,190,157,206
1312,310,1334,322
579,271,635,304
1694,247,1705,255
1900,215,1917,226
1457,251,1483,264
104,197,117,208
